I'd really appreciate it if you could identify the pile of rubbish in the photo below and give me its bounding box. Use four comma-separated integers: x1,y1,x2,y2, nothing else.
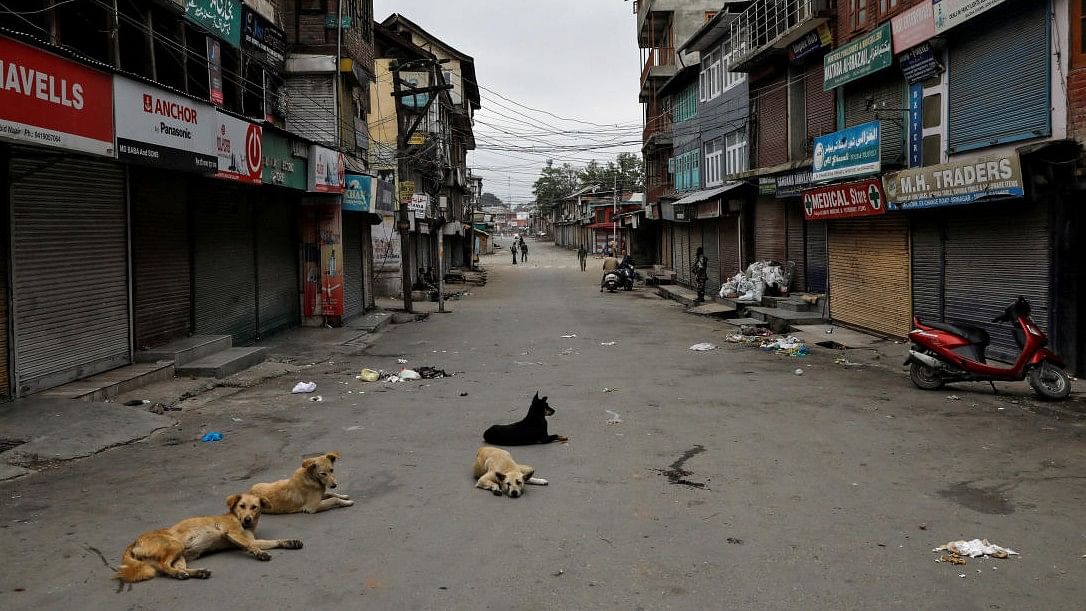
379,366,455,383
723,330,809,357
723,325,774,345
933,539,1019,566
719,260,796,302
760,335,808,357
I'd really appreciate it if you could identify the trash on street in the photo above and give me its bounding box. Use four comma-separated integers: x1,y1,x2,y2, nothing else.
292,381,317,394
357,369,381,382
933,539,1018,558
689,343,717,351
399,369,422,380
200,432,223,442
605,410,623,424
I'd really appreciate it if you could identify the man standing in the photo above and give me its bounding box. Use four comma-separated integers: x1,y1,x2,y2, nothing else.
511,243,518,265
691,246,709,303
520,240,528,262
577,244,587,271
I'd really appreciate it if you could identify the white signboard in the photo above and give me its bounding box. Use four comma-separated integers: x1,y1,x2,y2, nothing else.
408,193,429,214
214,111,262,183
113,75,216,172
932,0,1008,34
307,144,345,193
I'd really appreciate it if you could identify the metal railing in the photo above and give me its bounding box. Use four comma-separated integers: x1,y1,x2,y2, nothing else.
728,0,827,65
640,46,675,84
642,114,673,143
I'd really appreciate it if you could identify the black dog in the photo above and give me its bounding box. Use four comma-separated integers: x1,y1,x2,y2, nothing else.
483,393,566,446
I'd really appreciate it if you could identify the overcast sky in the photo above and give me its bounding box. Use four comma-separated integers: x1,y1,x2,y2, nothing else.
373,0,643,207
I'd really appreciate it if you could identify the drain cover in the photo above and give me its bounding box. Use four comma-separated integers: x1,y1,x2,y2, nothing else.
0,438,28,453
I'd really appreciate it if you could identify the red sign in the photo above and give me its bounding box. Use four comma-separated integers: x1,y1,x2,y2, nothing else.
802,178,888,220
0,36,114,156
302,203,344,317
891,0,936,54
245,123,262,177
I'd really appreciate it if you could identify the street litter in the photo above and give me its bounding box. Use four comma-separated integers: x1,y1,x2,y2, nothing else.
602,387,617,393
357,369,381,382
399,369,422,380
231,417,243,422
946,395,962,401
834,357,863,367
600,341,616,346
933,539,1018,559
794,368,804,376
123,399,151,407
416,366,453,379
761,336,809,357
718,260,796,302
291,381,317,394
397,358,408,364
561,334,577,338
605,410,623,424
309,395,323,402
938,554,968,565
200,432,223,442
689,343,717,351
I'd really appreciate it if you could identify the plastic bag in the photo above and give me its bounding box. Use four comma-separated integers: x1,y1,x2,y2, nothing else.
399,369,422,380
357,369,380,382
291,381,316,394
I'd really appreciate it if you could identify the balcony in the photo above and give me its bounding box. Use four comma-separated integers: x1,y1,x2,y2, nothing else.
728,0,830,72
640,46,677,92
642,114,673,147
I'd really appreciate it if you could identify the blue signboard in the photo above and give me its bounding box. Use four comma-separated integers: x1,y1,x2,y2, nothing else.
811,121,881,181
342,174,374,212
900,42,942,84
909,84,923,168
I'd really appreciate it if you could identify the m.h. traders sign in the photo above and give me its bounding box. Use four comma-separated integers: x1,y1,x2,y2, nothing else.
802,178,887,221
883,152,1024,210
114,76,217,172
811,121,881,182
824,23,892,90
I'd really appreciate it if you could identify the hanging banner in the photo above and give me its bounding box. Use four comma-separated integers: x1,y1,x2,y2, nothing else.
213,111,261,183
811,121,881,181
261,130,306,189
307,144,345,193
241,5,285,69
342,174,375,212
891,0,935,53
802,178,887,221
0,36,114,156
933,0,1008,34
374,173,396,213
206,36,223,105
185,0,242,47
114,76,217,172
823,23,892,91
883,152,1025,210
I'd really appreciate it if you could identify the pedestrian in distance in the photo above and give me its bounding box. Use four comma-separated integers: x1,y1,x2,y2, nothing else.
511,244,518,265
520,240,528,262
577,244,587,271
691,246,709,303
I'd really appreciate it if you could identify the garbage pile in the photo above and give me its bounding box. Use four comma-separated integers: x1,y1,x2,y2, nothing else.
718,260,796,302
724,328,809,357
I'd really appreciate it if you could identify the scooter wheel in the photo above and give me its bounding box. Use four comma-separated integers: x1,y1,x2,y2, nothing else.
909,361,944,390
1028,362,1072,401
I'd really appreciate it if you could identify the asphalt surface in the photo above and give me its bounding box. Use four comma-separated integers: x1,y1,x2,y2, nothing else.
1,239,1084,610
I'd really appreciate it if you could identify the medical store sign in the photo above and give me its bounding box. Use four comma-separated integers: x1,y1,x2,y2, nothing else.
811,121,881,182
342,174,375,212
0,37,114,157
823,23,892,90
214,111,262,184
114,76,217,172
802,177,887,221
185,0,242,47
883,152,1024,211
307,144,345,193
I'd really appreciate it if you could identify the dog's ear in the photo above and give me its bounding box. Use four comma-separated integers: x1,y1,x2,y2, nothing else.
258,497,271,511
533,392,539,401
302,457,317,468
226,494,240,510
306,460,319,475
494,471,505,482
326,451,340,463
520,466,535,479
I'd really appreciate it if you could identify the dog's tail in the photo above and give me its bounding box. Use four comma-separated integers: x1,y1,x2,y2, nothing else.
115,545,156,583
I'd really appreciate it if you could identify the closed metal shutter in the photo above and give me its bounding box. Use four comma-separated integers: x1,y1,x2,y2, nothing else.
285,74,335,144
255,196,298,338
0,231,7,398
944,201,1049,363
718,215,741,279
343,212,364,320
661,224,672,269
699,221,720,294
193,184,257,344
10,155,129,395
131,169,191,349
828,217,911,337
756,74,788,168
674,224,690,284
805,63,835,154
362,222,375,309
948,1,1049,153
785,201,806,291
754,197,786,262
910,215,944,323
805,220,827,293
844,74,905,166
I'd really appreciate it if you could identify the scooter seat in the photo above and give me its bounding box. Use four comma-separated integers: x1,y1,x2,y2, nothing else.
920,320,990,346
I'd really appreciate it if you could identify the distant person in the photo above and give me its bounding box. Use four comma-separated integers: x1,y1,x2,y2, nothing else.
511,244,518,265
577,244,587,271
520,240,528,262
691,246,708,303
600,253,620,292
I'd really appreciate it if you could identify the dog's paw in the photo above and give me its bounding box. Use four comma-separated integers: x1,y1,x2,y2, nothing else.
254,551,272,561
528,477,549,486
341,499,355,507
174,572,190,580
189,569,211,579
283,539,304,549
491,488,502,496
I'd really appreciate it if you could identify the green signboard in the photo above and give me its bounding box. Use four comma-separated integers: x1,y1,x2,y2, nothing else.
823,23,892,91
262,130,307,190
185,0,242,48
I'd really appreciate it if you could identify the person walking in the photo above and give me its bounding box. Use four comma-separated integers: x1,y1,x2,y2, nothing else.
577,244,587,271
520,240,528,262
691,246,709,303
510,243,518,265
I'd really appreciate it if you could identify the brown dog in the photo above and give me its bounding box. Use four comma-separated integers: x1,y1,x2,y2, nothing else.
248,452,353,514
473,447,549,498
115,493,302,583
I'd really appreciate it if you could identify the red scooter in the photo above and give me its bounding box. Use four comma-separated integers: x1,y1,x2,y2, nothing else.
906,297,1073,400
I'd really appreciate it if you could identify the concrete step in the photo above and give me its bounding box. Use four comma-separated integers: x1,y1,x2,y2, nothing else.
723,317,768,328
746,306,828,334
176,347,268,379
35,362,176,402
777,300,812,312
135,335,232,366
686,303,736,318
657,285,699,307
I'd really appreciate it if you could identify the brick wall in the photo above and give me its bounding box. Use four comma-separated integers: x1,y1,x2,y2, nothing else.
1070,68,1086,148
836,0,927,44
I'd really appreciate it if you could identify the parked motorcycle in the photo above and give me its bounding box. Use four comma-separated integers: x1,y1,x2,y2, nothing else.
905,296,1072,400
601,270,621,293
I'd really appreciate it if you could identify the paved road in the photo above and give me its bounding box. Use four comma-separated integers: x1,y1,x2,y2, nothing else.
1,239,1084,610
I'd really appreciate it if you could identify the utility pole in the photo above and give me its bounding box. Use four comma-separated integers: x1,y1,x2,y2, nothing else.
612,172,618,254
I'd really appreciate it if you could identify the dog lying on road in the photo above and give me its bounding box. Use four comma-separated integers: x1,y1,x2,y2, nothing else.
248,451,354,514
483,393,567,445
115,493,302,583
473,447,549,498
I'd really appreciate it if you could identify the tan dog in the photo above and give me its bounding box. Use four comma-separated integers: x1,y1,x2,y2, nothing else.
473,447,549,498
248,452,353,513
115,493,302,583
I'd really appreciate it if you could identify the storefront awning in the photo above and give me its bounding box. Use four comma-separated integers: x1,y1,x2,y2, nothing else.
586,222,617,230
670,181,749,207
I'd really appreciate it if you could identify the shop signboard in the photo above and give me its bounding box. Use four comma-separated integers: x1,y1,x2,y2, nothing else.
214,111,262,183
342,174,375,212
207,37,223,105
900,43,942,84
802,178,887,221
933,0,1007,34
696,200,721,219
408,193,429,215
788,22,833,63
374,173,396,213
774,169,813,198
883,152,1024,210
823,23,892,90
891,0,935,53
307,144,345,193
757,177,776,195
185,0,242,47
909,84,923,167
373,216,402,273
811,121,881,182
114,76,217,172
0,36,114,156
261,130,306,190
242,6,286,68
398,179,416,204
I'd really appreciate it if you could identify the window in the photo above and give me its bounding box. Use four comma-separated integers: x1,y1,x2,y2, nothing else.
704,139,723,187
1074,0,1086,67
669,150,700,192
879,0,899,14
722,51,746,92
699,55,709,101
725,131,748,176
672,82,698,123
709,50,722,98
850,0,867,29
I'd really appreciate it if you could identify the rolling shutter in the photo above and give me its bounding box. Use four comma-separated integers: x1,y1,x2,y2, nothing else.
10,155,129,395
718,215,741,279
754,197,786,262
805,63,835,154
193,184,257,344
285,75,335,144
805,220,827,293
844,74,905,166
362,222,375,309
756,74,788,168
343,212,364,319
948,1,1049,153
131,169,191,349
785,201,806,291
828,217,911,337
673,224,690,284
255,196,299,337
910,215,944,323
699,221,720,294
